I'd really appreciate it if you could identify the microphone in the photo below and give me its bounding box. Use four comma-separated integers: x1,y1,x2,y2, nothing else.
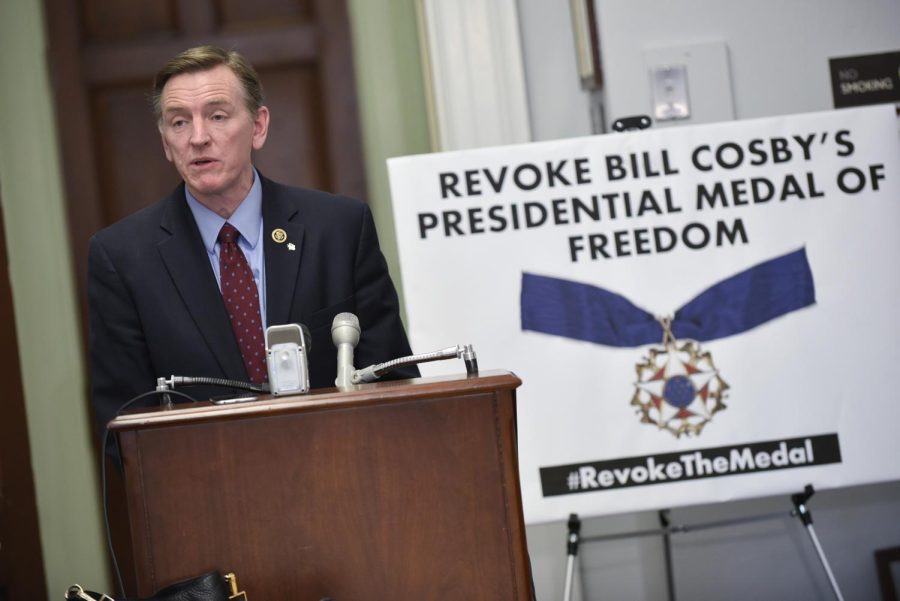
265,323,311,395
330,312,478,388
332,312,360,388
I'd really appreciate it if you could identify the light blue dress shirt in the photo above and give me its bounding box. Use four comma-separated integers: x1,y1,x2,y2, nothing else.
185,168,268,329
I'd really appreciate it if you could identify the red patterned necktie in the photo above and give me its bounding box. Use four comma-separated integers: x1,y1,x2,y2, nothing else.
218,223,268,383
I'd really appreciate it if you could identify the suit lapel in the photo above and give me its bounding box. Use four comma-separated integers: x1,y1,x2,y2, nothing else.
156,188,248,379
262,177,306,326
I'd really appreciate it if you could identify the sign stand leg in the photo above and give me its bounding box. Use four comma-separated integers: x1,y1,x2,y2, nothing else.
562,513,581,601
658,509,676,601
791,484,845,601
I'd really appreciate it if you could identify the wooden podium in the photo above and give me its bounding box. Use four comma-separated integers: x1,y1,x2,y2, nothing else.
109,371,531,600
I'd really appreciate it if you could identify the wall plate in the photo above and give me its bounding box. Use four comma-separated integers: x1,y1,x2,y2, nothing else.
651,64,690,121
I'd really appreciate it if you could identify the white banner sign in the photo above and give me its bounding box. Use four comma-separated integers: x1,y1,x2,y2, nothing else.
388,105,900,523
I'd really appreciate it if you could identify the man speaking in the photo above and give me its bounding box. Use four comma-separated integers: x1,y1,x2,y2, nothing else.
88,46,417,433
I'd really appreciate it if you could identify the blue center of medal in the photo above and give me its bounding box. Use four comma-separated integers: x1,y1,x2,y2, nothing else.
664,375,696,408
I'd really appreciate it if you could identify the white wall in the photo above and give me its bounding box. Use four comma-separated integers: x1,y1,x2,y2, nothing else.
517,0,594,141
596,0,899,129
516,0,900,599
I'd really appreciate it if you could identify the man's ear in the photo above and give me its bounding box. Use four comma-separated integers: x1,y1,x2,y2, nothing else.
252,106,270,151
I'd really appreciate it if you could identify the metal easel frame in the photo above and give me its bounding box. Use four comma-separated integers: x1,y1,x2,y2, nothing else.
561,484,845,601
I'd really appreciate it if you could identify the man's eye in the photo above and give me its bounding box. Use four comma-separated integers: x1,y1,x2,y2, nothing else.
171,119,186,128
211,114,227,121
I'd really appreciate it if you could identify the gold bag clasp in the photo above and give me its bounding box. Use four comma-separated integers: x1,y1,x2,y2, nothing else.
225,573,248,600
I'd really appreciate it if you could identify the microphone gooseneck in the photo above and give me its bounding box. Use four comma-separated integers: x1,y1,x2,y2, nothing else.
351,344,478,384
157,375,269,394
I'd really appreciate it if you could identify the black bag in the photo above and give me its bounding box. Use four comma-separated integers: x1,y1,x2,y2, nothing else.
65,571,247,601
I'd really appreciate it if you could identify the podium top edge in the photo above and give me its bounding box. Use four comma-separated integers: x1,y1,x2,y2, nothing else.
108,370,521,431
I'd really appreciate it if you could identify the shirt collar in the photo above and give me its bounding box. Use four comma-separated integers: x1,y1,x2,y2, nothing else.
185,168,263,253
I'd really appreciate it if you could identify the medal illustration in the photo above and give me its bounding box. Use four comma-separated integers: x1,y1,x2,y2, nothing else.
520,248,815,438
631,318,729,437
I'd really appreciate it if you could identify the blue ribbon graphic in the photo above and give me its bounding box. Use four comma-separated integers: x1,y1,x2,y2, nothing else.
521,248,815,347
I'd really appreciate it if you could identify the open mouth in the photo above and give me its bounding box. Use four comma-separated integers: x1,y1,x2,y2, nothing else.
192,158,216,167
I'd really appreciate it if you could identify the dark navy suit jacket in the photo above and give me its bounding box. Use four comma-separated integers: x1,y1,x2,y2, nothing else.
88,175,417,432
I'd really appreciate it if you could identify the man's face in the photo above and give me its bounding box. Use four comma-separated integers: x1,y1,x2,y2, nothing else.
159,64,269,214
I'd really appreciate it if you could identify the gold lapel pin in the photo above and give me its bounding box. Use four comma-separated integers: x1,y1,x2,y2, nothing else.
271,228,287,243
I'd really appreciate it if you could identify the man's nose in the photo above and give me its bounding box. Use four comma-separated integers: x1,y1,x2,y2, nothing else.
189,121,210,146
